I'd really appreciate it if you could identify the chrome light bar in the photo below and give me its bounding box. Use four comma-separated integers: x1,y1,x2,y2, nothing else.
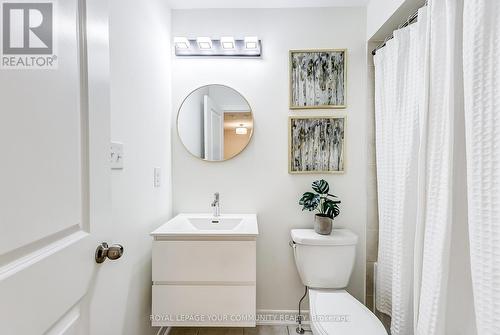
174,37,262,57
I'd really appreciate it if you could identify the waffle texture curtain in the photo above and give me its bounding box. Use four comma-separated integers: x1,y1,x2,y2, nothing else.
373,0,490,334
373,8,428,334
415,0,465,333
463,1,500,334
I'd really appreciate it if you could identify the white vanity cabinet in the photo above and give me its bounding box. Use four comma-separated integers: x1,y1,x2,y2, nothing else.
150,214,258,327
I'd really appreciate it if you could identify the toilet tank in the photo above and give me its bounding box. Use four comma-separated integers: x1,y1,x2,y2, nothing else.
291,229,358,289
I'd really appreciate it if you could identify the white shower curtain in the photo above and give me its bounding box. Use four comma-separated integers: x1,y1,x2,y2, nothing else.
374,8,428,334
415,0,465,334
374,0,476,334
463,1,500,334
376,0,500,333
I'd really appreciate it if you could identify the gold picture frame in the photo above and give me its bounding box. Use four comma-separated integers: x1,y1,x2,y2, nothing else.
289,49,347,109
288,116,346,174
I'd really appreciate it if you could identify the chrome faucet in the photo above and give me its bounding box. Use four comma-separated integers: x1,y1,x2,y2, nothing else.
211,192,220,217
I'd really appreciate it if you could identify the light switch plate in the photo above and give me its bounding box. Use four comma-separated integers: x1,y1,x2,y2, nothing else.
110,142,124,169
154,167,161,187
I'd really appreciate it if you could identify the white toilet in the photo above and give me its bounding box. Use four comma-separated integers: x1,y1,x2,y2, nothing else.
291,229,387,335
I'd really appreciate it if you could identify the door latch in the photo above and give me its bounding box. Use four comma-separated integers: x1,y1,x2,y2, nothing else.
95,242,124,263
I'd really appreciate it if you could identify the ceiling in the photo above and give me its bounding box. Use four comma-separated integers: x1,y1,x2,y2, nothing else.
168,0,369,9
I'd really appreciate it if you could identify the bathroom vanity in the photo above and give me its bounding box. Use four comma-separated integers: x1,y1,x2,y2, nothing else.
150,213,258,327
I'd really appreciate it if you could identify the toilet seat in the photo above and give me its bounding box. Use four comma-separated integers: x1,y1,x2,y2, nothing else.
309,289,388,335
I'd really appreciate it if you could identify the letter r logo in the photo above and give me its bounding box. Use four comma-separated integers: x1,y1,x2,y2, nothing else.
2,3,53,54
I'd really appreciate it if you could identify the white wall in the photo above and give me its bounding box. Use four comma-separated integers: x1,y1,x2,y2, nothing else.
366,0,426,40
366,0,405,40
102,0,172,334
171,7,367,310
209,85,250,111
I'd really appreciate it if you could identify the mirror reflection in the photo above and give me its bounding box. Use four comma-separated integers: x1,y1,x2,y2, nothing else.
177,85,254,161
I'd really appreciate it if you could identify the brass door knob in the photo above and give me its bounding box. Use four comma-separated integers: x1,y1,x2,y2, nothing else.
95,242,124,263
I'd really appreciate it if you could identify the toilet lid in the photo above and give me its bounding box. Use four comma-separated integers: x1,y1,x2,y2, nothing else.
309,289,388,335
291,229,358,246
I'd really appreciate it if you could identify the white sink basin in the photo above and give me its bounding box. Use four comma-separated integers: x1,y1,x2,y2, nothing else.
151,213,258,238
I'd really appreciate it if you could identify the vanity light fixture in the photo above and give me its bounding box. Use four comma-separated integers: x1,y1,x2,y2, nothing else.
197,37,213,50
235,124,248,135
174,37,190,49
221,36,235,49
174,37,261,57
244,36,259,50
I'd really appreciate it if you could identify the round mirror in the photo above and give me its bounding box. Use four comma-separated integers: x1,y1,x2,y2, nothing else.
177,84,254,161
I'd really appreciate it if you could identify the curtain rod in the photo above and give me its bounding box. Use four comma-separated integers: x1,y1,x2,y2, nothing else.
371,2,428,56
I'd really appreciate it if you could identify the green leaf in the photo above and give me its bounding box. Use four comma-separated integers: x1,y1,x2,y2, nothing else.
323,199,340,219
299,192,320,211
311,179,329,194
325,194,342,204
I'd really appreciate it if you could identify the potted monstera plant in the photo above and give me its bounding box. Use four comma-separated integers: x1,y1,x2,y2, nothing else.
299,179,341,235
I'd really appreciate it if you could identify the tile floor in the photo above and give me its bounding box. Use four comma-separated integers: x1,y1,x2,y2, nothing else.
168,325,312,335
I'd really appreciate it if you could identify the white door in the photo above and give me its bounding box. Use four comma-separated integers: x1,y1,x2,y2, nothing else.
0,0,113,334
204,95,224,160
